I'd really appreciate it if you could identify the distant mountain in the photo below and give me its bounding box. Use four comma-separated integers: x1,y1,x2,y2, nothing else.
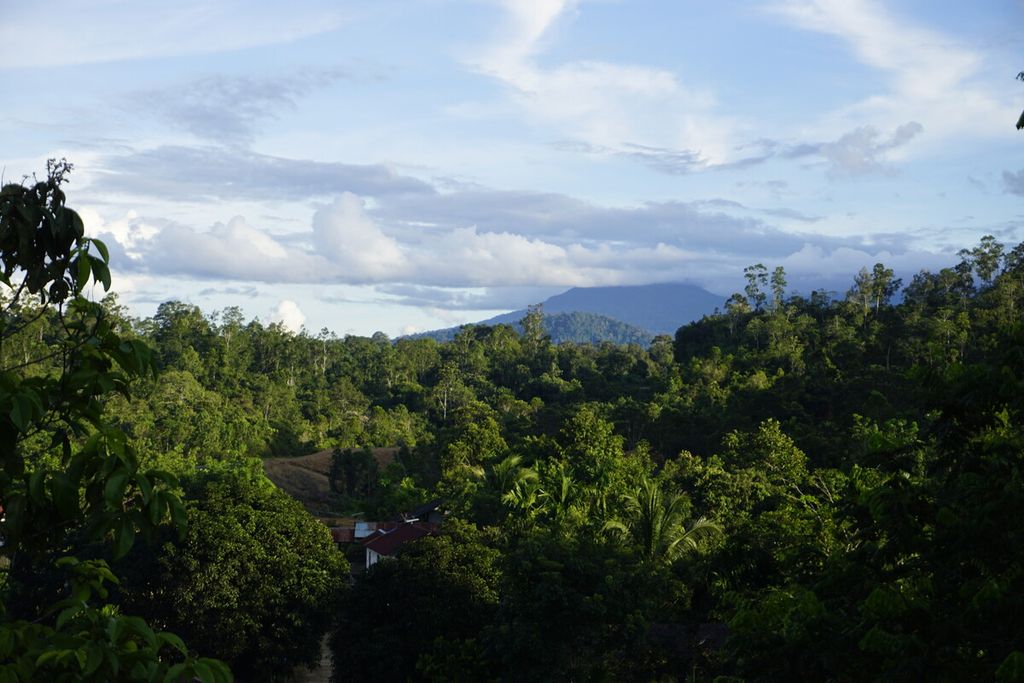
411,311,655,346
408,283,725,344
532,283,726,334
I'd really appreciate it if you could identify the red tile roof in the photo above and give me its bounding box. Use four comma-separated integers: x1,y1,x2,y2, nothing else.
361,522,437,556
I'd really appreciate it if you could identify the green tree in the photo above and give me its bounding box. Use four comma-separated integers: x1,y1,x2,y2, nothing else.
519,303,548,353
724,292,750,337
870,262,901,312
119,463,347,681
604,476,720,566
770,265,787,312
960,234,1005,287
744,263,769,311
331,522,501,682
0,162,227,681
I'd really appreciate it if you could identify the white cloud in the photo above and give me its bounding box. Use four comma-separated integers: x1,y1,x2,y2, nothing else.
131,70,352,145
471,0,737,163
312,193,406,278
770,0,975,98
769,0,1006,141
780,242,946,284
92,212,327,282
271,300,306,333
154,216,303,279
817,121,924,176
80,208,159,259
88,177,959,296
93,193,715,287
94,145,435,201
0,1,347,68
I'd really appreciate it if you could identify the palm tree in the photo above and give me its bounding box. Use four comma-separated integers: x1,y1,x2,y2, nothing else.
490,454,537,496
501,477,543,526
538,464,577,527
604,476,720,565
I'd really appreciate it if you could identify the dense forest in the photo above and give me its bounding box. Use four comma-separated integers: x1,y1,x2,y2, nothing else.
3,168,1024,681
409,308,657,346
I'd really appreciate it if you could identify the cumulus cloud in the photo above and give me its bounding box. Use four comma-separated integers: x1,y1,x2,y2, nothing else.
88,211,324,282
92,182,929,296
147,216,308,280
79,207,160,258
271,300,306,333
89,196,696,287
312,193,406,278
779,242,949,294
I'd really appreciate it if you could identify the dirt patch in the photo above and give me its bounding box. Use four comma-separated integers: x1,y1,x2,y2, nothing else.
263,458,335,515
263,447,400,516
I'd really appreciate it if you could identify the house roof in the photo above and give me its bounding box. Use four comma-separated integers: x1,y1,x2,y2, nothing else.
361,522,437,556
395,498,445,522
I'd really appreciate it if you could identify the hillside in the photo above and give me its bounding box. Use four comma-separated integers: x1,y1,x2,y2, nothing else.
523,283,725,334
410,282,724,343
263,447,399,516
411,310,655,345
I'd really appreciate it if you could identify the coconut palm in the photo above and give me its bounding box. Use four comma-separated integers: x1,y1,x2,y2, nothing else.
538,464,578,527
491,454,538,496
604,476,721,565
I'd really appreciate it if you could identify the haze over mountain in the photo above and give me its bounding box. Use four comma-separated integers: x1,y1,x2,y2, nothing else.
410,283,725,343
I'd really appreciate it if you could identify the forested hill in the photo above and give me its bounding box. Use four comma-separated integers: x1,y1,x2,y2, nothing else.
410,309,656,345
532,282,725,333
410,282,724,343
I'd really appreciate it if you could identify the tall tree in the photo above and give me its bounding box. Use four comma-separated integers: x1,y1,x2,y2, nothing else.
771,265,787,312
744,263,769,311
0,162,227,681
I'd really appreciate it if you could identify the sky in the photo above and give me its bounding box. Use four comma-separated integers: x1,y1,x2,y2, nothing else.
3,0,1024,337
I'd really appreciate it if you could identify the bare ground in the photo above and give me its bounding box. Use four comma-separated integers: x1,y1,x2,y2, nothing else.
262,447,399,517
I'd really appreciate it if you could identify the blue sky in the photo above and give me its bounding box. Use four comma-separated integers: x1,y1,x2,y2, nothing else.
3,0,1024,336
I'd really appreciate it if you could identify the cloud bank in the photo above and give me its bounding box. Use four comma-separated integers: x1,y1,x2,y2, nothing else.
86,179,947,303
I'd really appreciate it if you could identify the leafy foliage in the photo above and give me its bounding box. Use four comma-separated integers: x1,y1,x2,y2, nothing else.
0,162,228,681
331,522,501,682
14,210,1023,682
117,463,348,681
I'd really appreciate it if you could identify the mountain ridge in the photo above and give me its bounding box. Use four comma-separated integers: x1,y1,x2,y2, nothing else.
407,282,725,344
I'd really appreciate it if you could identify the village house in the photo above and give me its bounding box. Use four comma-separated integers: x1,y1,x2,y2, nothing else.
327,499,446,570
361,521,438,568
